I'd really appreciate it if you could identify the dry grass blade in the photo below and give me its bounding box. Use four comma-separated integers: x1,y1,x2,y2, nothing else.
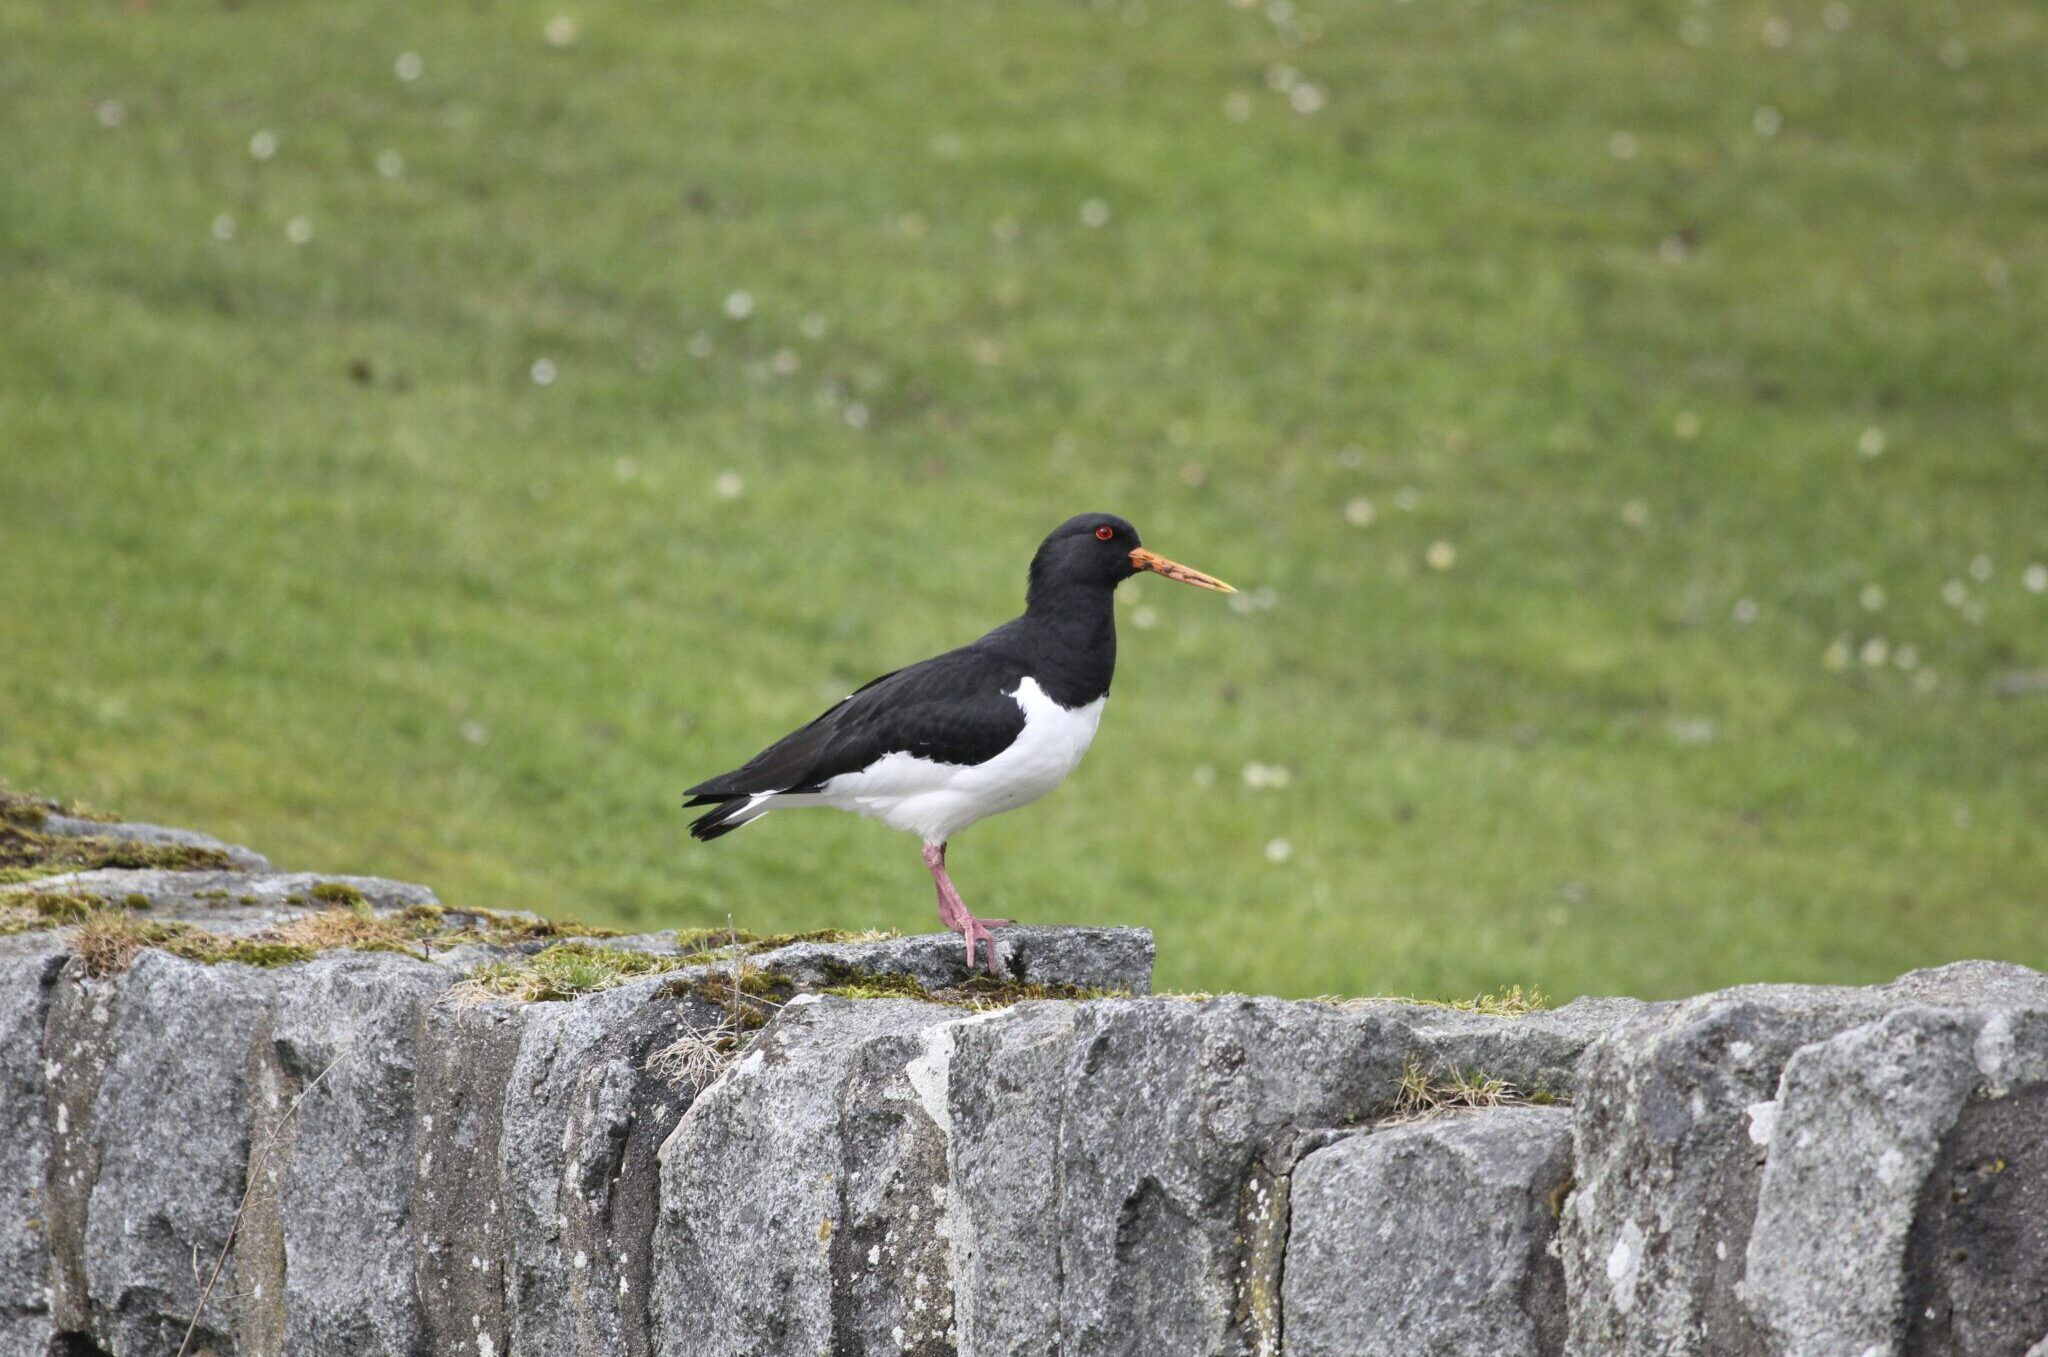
1385,1057,1531,1123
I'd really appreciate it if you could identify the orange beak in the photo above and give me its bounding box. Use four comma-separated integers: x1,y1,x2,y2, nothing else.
1129,547,1235,593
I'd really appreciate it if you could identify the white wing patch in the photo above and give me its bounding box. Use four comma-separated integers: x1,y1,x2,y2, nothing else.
815,676,1105,843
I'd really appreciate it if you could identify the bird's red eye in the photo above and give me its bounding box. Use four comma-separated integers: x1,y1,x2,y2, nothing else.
1095,525,1115,540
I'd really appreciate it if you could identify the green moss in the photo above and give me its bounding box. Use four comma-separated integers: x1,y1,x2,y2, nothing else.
816,963,1128,1009
663,966,794,1031
746,927,895,950
0,891,108,935
0,789,115,830
309,881,366,906
74,912,321,971
458,941,699,1001
0,821,232,877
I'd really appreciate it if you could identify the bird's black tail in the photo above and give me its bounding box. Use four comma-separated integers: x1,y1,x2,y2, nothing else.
687,795,763,842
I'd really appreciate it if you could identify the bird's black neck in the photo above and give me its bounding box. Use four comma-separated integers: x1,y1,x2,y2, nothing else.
1013,581,1117,708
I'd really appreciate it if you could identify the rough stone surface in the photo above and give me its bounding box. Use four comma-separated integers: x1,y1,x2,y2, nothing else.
1903,1079,2048,1355
7,798,2047,1357
943,1002,1078,1356
41,961,119,1345
756,924,1155,996
271,952,453,1357
1054,995,1629,1357
2,868,438,936
1563,961,2048,1357
413,998,528,1357
39,814,273,871
84,951,281,1357
0,940,68,1357
501,973,735,1357
1283,1106,1572,1357
652,996,961,1357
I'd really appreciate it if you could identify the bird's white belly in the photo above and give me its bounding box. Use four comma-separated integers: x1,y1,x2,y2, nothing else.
818,676,1105,843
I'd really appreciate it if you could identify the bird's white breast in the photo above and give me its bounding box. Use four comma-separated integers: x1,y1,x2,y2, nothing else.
818,676,1106,843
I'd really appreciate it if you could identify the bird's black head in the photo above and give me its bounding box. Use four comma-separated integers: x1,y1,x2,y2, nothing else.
1026,513,1234,609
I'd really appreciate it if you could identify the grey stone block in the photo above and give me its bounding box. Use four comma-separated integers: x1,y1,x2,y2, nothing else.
1282,1105,1573,1357
652,996,961,1357
84,951,281,1356
755,924,1154,996
0,941,70,1357
1562,961,2048,1357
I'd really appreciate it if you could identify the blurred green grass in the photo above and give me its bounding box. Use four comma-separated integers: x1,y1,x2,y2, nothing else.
2,0,2043,999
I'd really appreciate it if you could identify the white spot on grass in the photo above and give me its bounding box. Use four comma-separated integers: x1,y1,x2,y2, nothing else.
545,14,579,47
1425,540,1457,571
376,149,405,178
1608,130,1639,160
1859,637,1889,667
1224,91,1254,122
250,128,279,160
1860,583,1886,611
2023,564,2047,594
1673,410,1701,440
1078,198,1112,228
96,100,125,128
395,51,424,81
210,214,237,242
1670,718,1716,746
1753,106,1783,137
723,289,755,320
713,471,744,500
1620,499,1650,528
1732,597,1759,625
1822,3,1852,33
1289,83,1326,115
460,720,489,746
1264,838,1293,864
1857,426,1886,457
285,216,313,245
1970,554,1994,582
529,357,557,386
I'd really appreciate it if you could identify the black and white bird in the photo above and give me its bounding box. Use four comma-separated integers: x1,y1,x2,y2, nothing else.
683,513,1234,972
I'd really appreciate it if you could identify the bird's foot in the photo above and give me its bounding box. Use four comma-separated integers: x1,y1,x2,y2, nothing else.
947,912,1013,976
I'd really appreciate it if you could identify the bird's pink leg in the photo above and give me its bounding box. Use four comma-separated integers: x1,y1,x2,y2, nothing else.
922,842,1010,975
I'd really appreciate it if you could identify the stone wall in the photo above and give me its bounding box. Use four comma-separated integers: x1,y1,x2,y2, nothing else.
2,799,2044,1356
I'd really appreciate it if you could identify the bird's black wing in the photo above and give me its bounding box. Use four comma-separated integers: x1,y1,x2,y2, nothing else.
683,643,1030,802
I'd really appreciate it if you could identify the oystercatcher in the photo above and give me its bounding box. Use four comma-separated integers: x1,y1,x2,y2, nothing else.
683,513,1234,972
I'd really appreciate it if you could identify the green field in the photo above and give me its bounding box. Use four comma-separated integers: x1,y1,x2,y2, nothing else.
3,0,2043,999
